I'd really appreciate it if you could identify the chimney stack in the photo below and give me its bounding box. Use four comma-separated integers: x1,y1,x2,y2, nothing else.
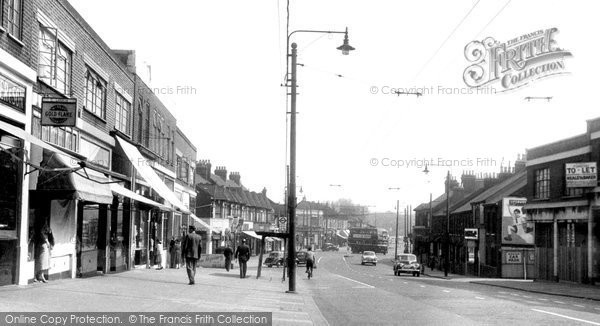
214,166,227,182
229,171,241,186
515,153,526,172
195,160,212,182
461,170,478,193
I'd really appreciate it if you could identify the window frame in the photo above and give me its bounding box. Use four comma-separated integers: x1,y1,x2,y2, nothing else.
115,92,131,135
38,24,72,95
534,168,550,200
5,0,23,39
84,68,107,120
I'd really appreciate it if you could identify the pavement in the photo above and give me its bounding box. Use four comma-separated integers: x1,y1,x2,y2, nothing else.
0,260,327,326
422,263,600,302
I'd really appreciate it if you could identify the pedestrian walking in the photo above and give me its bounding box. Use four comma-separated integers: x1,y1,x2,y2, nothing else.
34,223,54,283
223,246,233,272
234,239,250,278
181,225,202,285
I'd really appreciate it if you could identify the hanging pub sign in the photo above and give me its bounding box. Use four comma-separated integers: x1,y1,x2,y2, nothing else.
565,162,597,188
41,97,77,127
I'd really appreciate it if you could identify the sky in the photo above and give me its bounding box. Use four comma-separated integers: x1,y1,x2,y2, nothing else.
68,0,600,213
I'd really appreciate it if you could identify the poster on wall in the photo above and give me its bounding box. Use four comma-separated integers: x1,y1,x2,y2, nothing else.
502,197,534,245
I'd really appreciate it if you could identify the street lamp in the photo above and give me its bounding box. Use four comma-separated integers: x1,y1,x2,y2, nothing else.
286,28,355,293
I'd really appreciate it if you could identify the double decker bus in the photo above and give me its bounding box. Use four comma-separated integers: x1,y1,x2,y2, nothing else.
348,227,389,254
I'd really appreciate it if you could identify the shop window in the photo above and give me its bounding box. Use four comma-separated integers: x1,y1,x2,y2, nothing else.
0,72,26,112
115,93,131,134
534,168,550,199
84,68,106,119
565,187,584,197
38,25,71,95
81,205,99,251
0,144,20,231
32,110,79,152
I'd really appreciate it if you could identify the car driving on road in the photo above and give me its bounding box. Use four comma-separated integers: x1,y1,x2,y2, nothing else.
361,251,377,266
393,254,420,277
323,243,339,251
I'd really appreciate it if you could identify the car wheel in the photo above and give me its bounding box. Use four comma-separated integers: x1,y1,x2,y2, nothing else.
361,262,365,265
374,263,377,266
268,264,272,268
416,272,420,277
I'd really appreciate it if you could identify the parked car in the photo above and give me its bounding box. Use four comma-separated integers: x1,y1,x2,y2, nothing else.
361,251,377,265
264,251,284,267
393,254,420,277
296,250,308,266
323,243,339,251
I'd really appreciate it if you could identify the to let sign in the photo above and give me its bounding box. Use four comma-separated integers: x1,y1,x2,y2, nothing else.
566,162,597,188
42,98,77,127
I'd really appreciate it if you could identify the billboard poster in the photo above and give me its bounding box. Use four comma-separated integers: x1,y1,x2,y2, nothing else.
502,197,534,245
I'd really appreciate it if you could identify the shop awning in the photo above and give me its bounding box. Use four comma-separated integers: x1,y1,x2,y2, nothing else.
38,149,114,204
117,136,189,212
116,136,211,230
109,183,172,211
0,119,67,154
243,230,262,240
335,230,348,240
524,199,588,210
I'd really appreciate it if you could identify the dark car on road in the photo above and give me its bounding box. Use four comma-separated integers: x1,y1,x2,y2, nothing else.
323,243,339,251
393,254,420,277
264,251,284,267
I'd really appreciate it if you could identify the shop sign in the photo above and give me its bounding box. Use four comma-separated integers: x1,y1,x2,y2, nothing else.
464,228,478,240
41,97,77,126
565,162,597,187
468,247,475,263
0,73,26,112
505,251,522,264
212,234,221,240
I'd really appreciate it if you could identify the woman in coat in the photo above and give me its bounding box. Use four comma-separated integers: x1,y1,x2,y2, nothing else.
34,224,54,283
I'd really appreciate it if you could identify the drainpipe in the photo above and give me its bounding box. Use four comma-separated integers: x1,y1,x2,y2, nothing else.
553,216,558,282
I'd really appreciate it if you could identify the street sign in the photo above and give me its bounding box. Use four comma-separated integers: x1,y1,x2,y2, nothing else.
278,217,287,224
465,228,478,240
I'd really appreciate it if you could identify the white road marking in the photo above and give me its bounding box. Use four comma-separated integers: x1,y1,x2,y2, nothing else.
475,297,485,300
531,309,600,325
420,285,425,288
443,290,451,293
594,308,600,311
574,304,585,308
498,291,508,294
335,275,375,288
403,282,408,284
523,295,531,299
538,298,549,301
554,301,566,304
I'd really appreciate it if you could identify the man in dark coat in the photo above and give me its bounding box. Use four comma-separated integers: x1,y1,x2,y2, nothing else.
181,225,202,285
234,239,250,278
223,246,233,272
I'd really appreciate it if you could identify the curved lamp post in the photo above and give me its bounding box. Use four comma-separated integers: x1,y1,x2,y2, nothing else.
286,28,355,293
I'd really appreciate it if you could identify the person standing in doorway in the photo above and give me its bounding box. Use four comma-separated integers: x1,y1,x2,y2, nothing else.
155,240,164,270
34,224,54,283
223,246,233,272
234,239,250,278
181,225,202,285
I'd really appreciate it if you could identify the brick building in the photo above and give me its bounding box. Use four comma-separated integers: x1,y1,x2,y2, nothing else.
524,118,600,283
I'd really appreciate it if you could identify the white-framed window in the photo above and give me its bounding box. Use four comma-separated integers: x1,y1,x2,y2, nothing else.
38,25,72,95
85,68,106,119
115,92,131,134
